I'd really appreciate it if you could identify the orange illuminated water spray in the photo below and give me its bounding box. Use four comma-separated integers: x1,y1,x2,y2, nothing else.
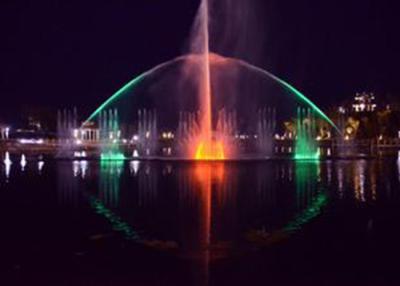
202,0,212,143
195,0,225,160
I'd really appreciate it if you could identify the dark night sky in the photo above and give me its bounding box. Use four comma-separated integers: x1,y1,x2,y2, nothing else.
0,0,399,121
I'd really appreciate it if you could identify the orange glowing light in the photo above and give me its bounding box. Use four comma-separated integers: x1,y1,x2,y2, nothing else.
195,141,225,161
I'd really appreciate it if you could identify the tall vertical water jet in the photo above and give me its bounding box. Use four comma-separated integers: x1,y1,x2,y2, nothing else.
295,107,320,160
257,107,277,157
137,109,158,157
190,0,224,160
99,108,125,161
200,0,212,146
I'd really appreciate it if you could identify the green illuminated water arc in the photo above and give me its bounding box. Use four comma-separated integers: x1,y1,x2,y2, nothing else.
84,56,187,125
84,54,339,133
235,58,339,133
85,74,145,124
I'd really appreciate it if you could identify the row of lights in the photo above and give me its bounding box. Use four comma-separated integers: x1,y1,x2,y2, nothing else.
2,152,45,179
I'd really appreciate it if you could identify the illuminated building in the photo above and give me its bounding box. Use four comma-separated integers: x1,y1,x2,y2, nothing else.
73,121,100,143
352,92,377,113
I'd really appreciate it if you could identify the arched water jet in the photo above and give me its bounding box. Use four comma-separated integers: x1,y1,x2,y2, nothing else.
84,56,188,125
84,53,339,160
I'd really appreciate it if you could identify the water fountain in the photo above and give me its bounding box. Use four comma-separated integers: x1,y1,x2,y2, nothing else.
57,107,78,158
137,109,158,157
82,0,338,161
295,107,320,160
257,107,276,157
98,108,125,160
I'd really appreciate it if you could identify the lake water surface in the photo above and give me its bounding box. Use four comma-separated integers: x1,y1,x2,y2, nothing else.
1,156,400,285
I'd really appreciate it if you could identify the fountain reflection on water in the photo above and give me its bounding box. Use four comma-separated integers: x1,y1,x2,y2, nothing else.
130,160,140,176
2,151,397,253
99,160,124,208
2,156,400,265
3,152,12,180
354,160,367,202
20,154,27,171
38,160,45,174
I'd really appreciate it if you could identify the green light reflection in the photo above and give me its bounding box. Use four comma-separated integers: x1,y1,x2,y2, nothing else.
285,161,327,233
90,197,139,241
99,160,124,207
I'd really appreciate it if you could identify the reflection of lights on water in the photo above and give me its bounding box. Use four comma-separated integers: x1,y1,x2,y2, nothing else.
73,161,80,177
370,164,377,201
5,162,11,179
38,161,45,173
316,162,322,182
20,154,27,171
326,161,332,184
80,161,88,178
90,197,139,241
162,164,173,176
280,165,286,179
288,165,293,181
354,161,366,202
166,164,173,175
327,148,332,157
4,152,12,165
130,160,140,176
73,160,89,178
337,167,344,198
4,152,12,179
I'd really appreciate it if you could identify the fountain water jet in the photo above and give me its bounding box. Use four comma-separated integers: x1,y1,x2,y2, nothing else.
295,108,320,160
83,0,339,160
188,0,225,160
84,53,338,160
